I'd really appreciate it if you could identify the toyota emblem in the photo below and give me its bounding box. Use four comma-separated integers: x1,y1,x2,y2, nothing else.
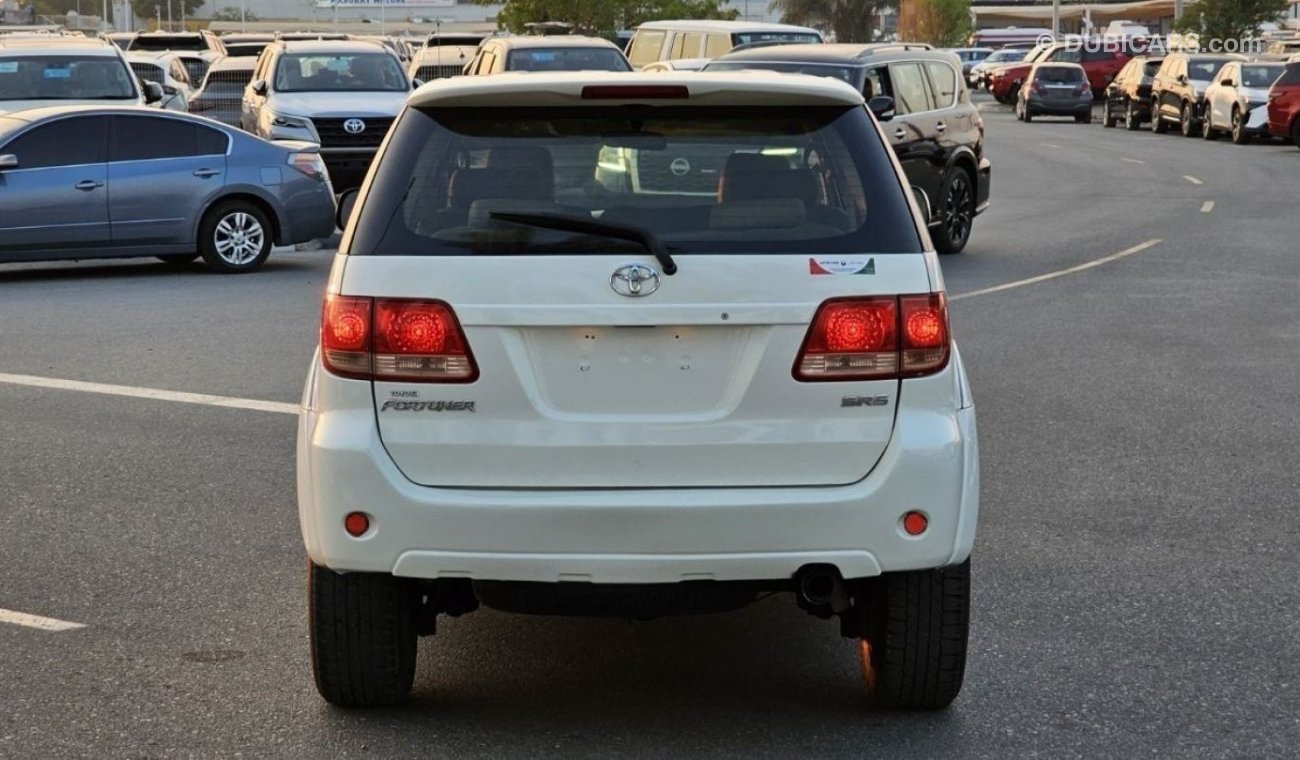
343,118,367,135
610,264,661,298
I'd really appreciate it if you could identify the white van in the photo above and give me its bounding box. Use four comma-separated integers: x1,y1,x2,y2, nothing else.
626,20,822,69
0,35,157,115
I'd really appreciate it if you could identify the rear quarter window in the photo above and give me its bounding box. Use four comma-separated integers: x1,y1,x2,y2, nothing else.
349,105,922,257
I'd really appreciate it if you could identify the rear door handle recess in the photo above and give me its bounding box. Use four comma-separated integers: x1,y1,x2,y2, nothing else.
893,128,907,139
74,180,103,191
935,122,947,132
193,168,221,178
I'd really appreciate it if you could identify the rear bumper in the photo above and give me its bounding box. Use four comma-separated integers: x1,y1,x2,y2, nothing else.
277,182,337,245
1025,97,1093,116
297,353,980,584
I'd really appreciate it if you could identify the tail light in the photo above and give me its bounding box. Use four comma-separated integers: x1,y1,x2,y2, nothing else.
1074,81,1091,96
794,294,949,382
321,295,478,383
288,152,328,182
1031,80,1045,93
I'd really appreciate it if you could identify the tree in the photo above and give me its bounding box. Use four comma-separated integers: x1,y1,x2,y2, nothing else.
1173,0,1287,44
897,0,970,48
129,0,205,25
768,0,898,44
209,6,258,22
483,0,736,35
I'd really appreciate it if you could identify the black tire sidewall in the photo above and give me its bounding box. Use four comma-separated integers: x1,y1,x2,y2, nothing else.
199,201,273,274
933,168,975,255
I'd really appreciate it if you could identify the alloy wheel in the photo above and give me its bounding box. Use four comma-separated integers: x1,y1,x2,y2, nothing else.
213,212,266,267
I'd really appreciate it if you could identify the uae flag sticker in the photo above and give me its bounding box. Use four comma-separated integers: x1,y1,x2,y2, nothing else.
809,257,875,275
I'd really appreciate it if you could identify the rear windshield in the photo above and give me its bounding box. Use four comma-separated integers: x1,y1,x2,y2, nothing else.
350,105,921,257
0,55,136,100
506,48,631,72
130,35,206,52
733,32,821,46
1036,66,1084,83
704,60,860,87
201,67,253,92
985,49,1027,63
1189,58,1232,81
1240,65,1282,88
223,42,269,58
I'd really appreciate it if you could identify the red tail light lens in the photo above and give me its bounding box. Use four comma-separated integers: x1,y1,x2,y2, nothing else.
900,293,950,376
373,300,477,382
320,296,477,383
794,297,899,381
288,152,328,182
794,294,949,382
321,295,372,378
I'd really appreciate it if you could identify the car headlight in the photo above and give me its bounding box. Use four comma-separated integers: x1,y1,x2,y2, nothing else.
269,112,311,129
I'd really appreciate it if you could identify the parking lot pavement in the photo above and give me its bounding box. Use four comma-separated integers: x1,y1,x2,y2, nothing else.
3,99,1300,756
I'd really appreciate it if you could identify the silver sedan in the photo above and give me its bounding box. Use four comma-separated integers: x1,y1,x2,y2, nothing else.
0,106,336,273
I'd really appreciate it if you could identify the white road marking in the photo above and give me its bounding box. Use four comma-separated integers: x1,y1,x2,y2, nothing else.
1201,201,1215,214
1120,157,1145,164
0,608,86,632
0,372,298,416
951,239,1162,302
1042,142,1064,149
1184,175,1204,185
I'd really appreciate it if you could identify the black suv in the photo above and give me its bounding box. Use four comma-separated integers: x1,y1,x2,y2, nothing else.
1150,53,1246,136
1102,55,1164,129
705,44,991,254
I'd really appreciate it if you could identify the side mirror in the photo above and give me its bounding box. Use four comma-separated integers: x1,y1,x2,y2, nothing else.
911,185,932,226
867,95,896,121
336,187,359,230
1177,74,1188,84
143,81,164,104
252,80,268,96
412,78,424,88
0,154,18,171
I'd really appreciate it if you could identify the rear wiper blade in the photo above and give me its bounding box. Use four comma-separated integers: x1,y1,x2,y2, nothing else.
489,211,677,275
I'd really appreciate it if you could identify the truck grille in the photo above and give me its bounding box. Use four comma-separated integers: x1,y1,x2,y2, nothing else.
636,149,726,194
415,64,464,81
311,117,394,148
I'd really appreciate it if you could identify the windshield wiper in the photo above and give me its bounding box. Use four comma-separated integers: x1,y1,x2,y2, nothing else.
489,211,677,275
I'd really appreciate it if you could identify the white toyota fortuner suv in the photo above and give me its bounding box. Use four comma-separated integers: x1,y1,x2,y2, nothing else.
298,71,980,710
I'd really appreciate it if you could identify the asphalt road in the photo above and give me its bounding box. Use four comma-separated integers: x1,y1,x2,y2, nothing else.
3,95,1300,757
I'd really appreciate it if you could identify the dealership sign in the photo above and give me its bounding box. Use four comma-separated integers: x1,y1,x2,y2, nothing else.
314,0,456,7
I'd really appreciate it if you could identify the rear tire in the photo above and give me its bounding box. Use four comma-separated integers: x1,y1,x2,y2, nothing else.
1125,100,1141,131
198,200,273,274
855,559,971,710
1102,99,1115,127
1291,119,1300,149
1231,108,1251,145
932,168,975,255
1074,112,1090,124
1202,109,1219,140
1179,101,1196,137
309,561,419,707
